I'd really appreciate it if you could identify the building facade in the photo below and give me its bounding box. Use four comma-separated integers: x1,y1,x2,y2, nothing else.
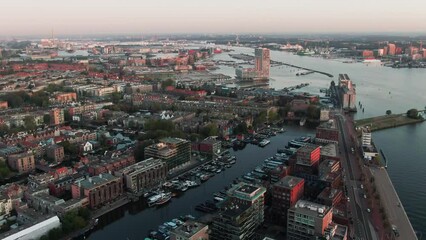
50,108,64,125
71,173,123,209
271,176,305,224
255,48,270,79
287,200,333,240
114,158,168,194
145,138,191,170
7,152,35,173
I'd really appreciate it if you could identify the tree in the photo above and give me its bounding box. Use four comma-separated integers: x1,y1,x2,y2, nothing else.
386,110,392,115
0,124,10,137
110,92,123,104
307,104,320,120
407,108,419,119
24,116,37,130
200,123,218,137
161,79,175,90
43,114,51,125
0,161,11,179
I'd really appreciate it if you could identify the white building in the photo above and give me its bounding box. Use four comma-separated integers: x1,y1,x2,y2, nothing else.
2,216,61,240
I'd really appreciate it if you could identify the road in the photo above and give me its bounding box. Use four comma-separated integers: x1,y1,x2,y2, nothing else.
370,167,418,240
336,112,374,240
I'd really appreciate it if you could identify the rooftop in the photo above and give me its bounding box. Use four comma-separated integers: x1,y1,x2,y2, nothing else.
293,200,331,217
75,173,119,190
228,182,266,202
274,175,304,189
171,220,207,238
160,137,189,145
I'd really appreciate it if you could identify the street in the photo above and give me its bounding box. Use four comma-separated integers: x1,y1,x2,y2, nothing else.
336,112,374,240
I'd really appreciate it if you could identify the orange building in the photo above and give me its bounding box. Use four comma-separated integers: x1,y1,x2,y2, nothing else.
55,92,77,103
388,43,396,55
50,108,64,125
0,101,8,109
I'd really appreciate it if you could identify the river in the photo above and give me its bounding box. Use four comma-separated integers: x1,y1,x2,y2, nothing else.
88,126,313,240
89,46,426,238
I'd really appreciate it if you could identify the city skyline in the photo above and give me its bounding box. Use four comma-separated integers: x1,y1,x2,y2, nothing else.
2,0,426,36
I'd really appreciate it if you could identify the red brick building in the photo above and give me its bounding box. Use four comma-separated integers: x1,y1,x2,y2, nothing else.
87,154,135,176
71,173,123,209
271,175,305,224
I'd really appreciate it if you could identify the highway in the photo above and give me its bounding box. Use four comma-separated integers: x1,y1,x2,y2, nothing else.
336,112,373,240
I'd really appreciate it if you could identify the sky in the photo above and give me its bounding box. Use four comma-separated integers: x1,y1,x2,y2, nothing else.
1,0,426,36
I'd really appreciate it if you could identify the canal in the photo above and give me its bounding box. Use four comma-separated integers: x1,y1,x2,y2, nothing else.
88,126,314,240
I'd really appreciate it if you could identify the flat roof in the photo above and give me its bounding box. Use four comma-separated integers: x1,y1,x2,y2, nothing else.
293,200,331,217
75,173,118,190
274,175,304,189
171,221,207,237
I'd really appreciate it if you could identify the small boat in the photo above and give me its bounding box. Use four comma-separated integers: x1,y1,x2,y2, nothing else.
148,192,172,207
300,118,306,126
214,197,225,202
259,139,271,147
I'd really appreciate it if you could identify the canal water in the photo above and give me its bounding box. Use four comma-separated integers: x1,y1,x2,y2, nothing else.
89,126,313,240
89,47,426,238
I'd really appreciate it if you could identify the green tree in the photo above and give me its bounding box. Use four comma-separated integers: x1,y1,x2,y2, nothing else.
200,123,218,137
386,110,392,115
24,116,37,130
0,161,11,179
43,114,51,125
407,108,419,119
233,122,248,135
307,104,320,119
0,124,10,137
161,79,175,90
110,92,123,104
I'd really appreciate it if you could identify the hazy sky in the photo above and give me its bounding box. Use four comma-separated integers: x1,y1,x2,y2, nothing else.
1,0,426,36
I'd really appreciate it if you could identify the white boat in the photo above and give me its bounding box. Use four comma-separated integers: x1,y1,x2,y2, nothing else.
300,118,306,126
148,192,172,207
259,139,271,147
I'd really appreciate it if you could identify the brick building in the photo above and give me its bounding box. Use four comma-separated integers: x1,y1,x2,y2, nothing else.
271,176,305,224
71,173,123,209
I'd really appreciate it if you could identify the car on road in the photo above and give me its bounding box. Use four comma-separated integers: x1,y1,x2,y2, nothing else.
392,225,400,237
363,194,367,199
351,147,355,154
360,184,364,189
366,208,371,213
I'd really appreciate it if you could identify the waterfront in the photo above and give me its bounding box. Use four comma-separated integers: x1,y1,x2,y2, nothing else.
88,126,313,240
89,46,426,238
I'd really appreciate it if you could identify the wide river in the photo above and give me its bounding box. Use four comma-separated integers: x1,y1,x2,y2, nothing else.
89,47,426,239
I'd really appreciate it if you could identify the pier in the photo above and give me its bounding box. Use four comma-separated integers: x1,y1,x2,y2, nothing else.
228,53,334,78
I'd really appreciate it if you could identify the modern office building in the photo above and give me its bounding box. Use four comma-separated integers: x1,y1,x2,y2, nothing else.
271,176,305,224
210,183,266,240
114,157,168,194
145,137,191,170
287,200,333,240
255,48,270,79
